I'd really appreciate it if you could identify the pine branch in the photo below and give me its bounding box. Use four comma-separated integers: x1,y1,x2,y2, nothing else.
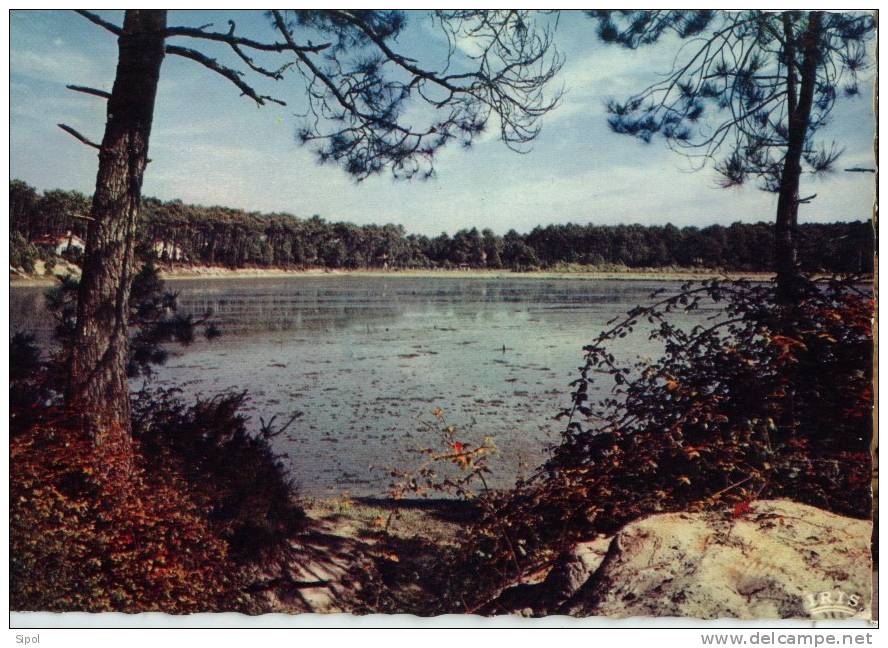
330,10,463,94
270,10,419,137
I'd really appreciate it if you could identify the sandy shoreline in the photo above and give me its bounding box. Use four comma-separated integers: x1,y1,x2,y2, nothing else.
10,265,776,287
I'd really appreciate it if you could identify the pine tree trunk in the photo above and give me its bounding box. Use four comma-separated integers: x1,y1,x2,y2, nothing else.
67,10,167,455
775,11,822,303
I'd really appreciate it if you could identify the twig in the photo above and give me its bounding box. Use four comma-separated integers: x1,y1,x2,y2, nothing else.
709,474,755,500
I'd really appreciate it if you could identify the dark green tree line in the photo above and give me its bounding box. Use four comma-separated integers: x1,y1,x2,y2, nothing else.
12,180,874,274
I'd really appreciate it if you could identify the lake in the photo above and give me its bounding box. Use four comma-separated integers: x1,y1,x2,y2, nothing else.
10,275,702,497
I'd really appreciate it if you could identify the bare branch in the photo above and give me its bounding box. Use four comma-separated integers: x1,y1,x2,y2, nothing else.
57,123,101,150
165,45,286,107
164,23,329,53
66,84,111,99
74,10,123,36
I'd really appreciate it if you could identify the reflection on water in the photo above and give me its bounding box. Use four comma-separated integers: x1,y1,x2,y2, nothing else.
10,276,704,496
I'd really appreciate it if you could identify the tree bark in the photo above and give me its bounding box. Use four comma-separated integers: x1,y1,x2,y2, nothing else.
774,11,822,303
67,10,167,455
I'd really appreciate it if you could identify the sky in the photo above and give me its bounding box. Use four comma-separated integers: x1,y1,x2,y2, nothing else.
9,9,877,236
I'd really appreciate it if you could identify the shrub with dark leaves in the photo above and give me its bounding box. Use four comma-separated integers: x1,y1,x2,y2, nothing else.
131,388,305,563
459,275,873,592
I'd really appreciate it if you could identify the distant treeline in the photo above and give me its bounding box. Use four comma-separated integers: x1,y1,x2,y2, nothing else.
10,179,874,273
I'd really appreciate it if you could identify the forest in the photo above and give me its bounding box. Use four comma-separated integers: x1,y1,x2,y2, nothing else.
10,179,874,274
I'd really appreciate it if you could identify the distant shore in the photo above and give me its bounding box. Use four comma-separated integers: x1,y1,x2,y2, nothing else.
161,265,777,283
9,263,779,287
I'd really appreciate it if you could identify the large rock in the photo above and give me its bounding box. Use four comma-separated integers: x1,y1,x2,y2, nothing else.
497,500,873,619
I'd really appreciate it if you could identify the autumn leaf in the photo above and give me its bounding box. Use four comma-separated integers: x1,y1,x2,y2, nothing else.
451,442,471,468
733,500,752,519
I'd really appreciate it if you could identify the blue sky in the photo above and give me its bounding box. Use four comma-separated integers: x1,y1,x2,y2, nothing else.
10,9,876,236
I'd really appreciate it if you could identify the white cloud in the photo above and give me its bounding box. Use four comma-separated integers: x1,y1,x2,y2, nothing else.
11,47,109,87
548,39,677,127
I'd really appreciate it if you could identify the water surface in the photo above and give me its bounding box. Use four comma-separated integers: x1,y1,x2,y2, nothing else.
11,275,700,496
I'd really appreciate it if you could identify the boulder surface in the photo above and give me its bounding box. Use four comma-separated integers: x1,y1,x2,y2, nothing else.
497,499,873,619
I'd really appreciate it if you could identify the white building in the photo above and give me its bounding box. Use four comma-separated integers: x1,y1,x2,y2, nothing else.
34,232,86,256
